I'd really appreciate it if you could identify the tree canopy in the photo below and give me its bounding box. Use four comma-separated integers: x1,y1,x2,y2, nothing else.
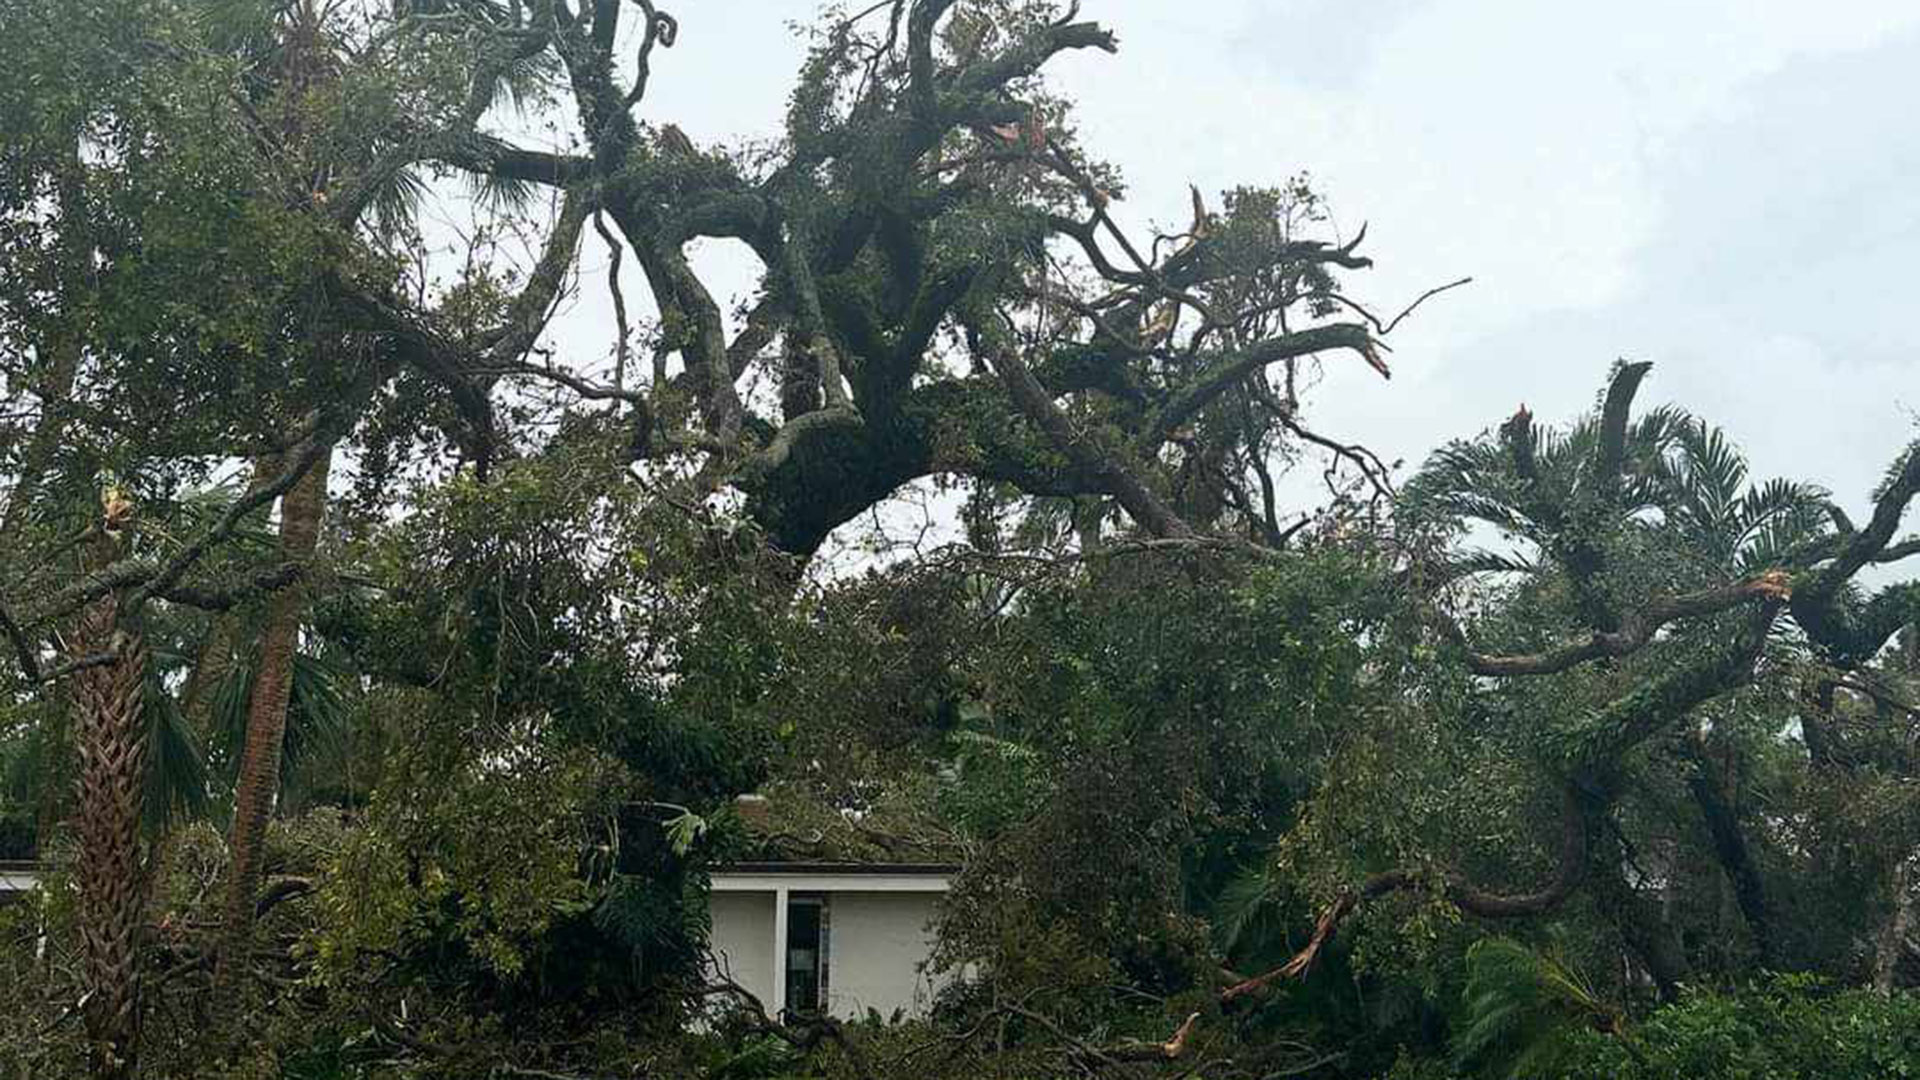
3,2,1920,1079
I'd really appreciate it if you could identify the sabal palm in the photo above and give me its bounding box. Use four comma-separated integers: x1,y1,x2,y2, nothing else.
70,573,150,1080
1408,389,1827,587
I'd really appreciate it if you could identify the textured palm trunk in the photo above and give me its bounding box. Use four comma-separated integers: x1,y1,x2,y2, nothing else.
72,578,151,1080
211,446,331,1028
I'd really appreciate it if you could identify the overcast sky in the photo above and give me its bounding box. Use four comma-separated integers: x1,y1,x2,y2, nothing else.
527,0,1920,529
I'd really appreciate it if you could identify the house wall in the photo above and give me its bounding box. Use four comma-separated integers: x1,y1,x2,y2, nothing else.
708,890,778,1010
822,891,947,1021
0,863,38,900
705,872,953,1024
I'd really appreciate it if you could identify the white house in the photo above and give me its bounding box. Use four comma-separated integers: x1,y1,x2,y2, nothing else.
707,861,956,1022
0,860,38,901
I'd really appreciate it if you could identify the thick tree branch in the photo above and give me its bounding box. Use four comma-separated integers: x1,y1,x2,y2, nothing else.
948,19,1118,95
1792,439,1920,663
1146,323,1377,448
1461,572,1792,676
330,282,497,472
1599,598,1781,761
479,186,595,366
154,564,306,612
1587,360,1653,494
974,317,1194,541
1225,782,1593,998
438,136,592,186
1685,740,1777,966
906,0,959,121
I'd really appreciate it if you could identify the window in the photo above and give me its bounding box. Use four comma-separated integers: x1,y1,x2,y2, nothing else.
784,894,829,1014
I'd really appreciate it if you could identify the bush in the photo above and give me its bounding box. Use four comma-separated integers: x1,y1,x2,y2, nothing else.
1552,976,1920,1080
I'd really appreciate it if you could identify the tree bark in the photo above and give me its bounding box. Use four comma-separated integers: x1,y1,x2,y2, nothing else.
1588,838,1689,1002
72,543,151,1080
1800,678,1840,768
1685,741,1778,968
1874,855,1914,994
212,445,332,1030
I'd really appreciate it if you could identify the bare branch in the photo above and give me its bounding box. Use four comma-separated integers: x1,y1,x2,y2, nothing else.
1224,783,1592,998
623,1,678,106
592,210,632,392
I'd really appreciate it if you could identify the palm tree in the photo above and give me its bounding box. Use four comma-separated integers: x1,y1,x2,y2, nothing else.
212,444,332,1022
190,0,436,1025
69,498,152,1080
1406,363,1826,593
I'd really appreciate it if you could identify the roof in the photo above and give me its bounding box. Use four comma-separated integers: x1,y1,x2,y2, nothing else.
728,784,965,867
715,861,958,876
710,861,956,894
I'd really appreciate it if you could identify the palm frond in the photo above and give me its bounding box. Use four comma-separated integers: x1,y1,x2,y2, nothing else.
1454,936,1615,1079
1211,856,1286,958
1444,549,1539,578
210,646,351,793
143,677,209,834
1731,477,1828,566
368,164,429,237
468,168,536,215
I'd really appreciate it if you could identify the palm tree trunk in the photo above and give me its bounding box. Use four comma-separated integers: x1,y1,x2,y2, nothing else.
211,445,331,1028
72,556,151,1080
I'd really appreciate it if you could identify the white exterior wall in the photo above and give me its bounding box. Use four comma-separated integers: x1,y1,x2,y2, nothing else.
706,871,952,1023
707,890,778,1010
822,891,947,1021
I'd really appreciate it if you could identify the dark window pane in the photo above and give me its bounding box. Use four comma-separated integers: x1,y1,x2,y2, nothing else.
785,898,826,1013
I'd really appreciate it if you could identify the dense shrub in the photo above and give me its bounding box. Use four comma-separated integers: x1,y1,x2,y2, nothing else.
1384,977,1920,1080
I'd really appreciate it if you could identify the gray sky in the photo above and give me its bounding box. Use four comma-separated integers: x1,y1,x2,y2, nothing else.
528,0,1920,530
